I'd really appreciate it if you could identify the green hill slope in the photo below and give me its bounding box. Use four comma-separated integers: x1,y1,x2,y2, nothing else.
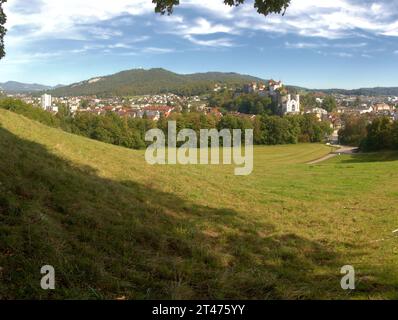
1,109,398,299
50,68,264,97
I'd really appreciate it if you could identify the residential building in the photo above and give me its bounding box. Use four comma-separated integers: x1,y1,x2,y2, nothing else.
307,107,328,120
41,94,52,110
143,106,174,120
373,103,392,112
69,104,79,113
358,106,373,114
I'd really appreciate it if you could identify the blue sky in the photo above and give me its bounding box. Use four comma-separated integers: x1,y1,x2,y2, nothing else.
1,0,398,89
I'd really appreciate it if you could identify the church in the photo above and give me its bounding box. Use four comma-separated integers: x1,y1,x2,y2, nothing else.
268,80,301,115
281,94,301,114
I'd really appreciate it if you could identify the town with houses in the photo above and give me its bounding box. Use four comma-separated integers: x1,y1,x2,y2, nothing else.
2,80,398,144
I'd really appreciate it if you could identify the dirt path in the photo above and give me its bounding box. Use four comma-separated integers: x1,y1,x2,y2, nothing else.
307,146,358,164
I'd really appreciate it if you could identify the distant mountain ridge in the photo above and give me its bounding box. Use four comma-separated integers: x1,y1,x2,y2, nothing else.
0,81,52,93
313,87,398,96
2,69,398,97
0,81,64,93
50,68,398,97
50,68,265,97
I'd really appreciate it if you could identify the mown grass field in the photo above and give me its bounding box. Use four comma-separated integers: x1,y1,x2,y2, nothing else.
1,108,398,299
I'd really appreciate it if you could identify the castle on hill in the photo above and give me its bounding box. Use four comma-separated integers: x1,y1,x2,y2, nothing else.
244,80,301,115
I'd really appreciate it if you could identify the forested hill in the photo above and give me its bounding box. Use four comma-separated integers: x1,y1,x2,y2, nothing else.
50,68,265,97
313,87,398,96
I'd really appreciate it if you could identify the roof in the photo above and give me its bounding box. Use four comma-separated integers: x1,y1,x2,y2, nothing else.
143,106,174,112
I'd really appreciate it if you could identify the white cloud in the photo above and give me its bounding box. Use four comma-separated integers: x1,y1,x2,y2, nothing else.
108,43,133,49
371,3,382,13
335,52,353,58
155,15,239,48
88,27,123,40
107,36,150,49
182,17,235,35
184,35,235,47
0,47,91,66
6,0,153,29
231,0,398,39
5,0,398,43
285,42,325,49
158,16,239,45
180,0,235,19
4,0,153,43
4,1,239,51
141,47,175,54
5,0,398,46
3,0,398,58
285,41,367,49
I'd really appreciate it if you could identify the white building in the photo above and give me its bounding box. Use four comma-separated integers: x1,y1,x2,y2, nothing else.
69,104,79,113
388,96,398,103
359,106,373,114
282,94,300,114
41,94,52,110
307,107,328,120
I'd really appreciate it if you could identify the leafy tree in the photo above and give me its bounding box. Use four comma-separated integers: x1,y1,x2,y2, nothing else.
300,93,319,111
208,90,234,108
353,96,361,109
217,93,272,115
322,96,337,112
1,98,334,150
218,115,240,136
153,0,290,16
338,114,368,147
252,116,263,144
0,0,6,59
80,99,90,109
260,115,299,145
299,114,332,143
391,122,398,150
0,98,60,127
360,117,393,151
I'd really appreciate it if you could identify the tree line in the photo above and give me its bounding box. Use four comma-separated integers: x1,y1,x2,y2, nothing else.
339,114,398,151
0,98,332,150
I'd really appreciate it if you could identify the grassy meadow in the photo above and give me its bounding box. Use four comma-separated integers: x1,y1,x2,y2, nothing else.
0,108,398,299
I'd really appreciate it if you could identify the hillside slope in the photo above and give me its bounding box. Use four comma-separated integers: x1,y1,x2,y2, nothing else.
50,68,264,97
1,109,398,299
